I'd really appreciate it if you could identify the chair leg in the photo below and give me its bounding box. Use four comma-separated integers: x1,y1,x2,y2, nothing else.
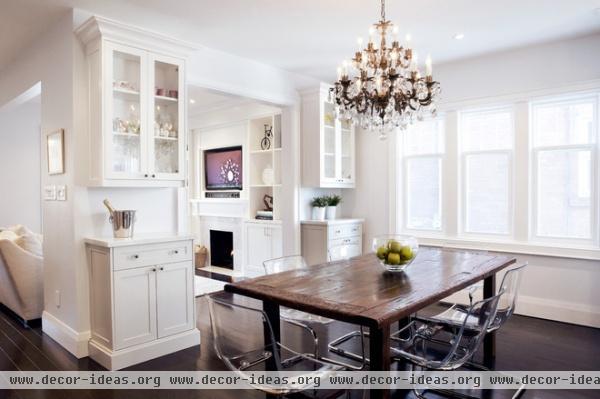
327,329,370,366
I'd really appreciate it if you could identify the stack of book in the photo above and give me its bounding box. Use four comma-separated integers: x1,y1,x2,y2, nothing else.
256,210,273,220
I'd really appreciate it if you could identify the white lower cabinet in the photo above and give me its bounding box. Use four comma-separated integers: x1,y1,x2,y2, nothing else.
243,221,282,276
86,236,200,370
113,266,157,349
156,261,194,338
301,219,364,266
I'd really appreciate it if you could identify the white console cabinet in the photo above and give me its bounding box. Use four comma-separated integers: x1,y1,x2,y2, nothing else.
301,219,363,266
85,235,200,370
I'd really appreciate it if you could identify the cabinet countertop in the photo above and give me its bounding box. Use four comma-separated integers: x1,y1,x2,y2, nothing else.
84,233,194,248
301,218,364,226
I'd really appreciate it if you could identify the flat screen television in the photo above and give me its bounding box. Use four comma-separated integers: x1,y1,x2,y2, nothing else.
204,146,243,191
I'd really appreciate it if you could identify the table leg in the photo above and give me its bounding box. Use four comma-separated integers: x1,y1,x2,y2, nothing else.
483,274,496,367
263,300,280,371
369,325,391,399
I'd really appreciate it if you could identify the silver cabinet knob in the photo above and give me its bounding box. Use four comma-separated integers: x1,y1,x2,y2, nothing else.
159,267,164,271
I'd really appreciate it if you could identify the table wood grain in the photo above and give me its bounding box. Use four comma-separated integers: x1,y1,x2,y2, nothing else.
225,247,516,329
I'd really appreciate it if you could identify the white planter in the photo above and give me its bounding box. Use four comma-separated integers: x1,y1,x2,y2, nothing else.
312,207,326,221
326,206,337,220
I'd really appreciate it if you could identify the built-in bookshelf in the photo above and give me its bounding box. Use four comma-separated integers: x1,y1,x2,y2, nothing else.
248,113,282,221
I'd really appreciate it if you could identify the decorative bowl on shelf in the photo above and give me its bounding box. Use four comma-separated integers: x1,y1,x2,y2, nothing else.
372,235,419,272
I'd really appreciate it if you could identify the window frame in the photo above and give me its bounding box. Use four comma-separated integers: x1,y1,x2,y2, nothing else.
392,88,600,259
529,94,599,246
458,106,515,238
398,115,446,235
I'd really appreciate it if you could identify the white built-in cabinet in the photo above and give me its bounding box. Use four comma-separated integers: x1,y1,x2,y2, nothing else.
76,17,192,187
302,83,356,188
243,220,282,276
85,236,200,370
301,219,363,266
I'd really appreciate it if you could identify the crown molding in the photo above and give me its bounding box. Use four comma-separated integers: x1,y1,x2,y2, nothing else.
74,15,198,58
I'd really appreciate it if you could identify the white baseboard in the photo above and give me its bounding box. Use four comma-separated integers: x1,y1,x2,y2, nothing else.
89,328,201,370
516,295,600,329
42,311,91,358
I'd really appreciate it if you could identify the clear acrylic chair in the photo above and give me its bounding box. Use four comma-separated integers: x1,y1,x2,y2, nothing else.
206,293,345,396
391,292,503,399
418,263,527,334
263,254,367,370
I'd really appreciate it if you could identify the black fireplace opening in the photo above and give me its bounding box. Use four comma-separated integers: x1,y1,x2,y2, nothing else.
210,230,234,269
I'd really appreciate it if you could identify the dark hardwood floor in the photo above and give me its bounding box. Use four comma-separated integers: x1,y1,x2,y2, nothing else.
0,289,598,399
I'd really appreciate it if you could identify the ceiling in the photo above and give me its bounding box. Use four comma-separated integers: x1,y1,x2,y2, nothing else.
3,0,600,81
187,86,250,115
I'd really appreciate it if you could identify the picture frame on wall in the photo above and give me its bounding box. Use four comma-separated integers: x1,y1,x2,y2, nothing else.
47,129,64,175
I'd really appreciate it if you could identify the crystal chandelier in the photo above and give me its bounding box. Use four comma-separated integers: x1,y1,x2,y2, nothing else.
332,0,441,139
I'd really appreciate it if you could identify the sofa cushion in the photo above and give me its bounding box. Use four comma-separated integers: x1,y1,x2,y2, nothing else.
5,225,42,257
0,230,24,247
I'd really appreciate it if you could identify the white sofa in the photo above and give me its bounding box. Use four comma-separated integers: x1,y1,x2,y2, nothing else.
0,227,43,323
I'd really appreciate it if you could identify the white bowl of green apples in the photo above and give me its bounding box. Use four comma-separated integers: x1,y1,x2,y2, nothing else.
372,235,419,272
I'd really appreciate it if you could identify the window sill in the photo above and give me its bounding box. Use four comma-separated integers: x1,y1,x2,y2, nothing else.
413,235,600,261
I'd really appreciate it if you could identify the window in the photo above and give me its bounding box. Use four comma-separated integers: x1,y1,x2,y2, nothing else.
395,90,600,254
460,107,514,235
401,117,444,231
532,96,598,241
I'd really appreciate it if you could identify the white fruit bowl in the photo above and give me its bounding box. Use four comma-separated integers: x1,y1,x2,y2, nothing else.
372,235,419,272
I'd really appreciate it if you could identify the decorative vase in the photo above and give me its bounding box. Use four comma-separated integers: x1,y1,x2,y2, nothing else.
262,165,274,185
312,207,326,221
326,206,337,220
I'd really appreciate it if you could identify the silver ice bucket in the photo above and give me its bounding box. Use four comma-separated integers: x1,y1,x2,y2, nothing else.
109,210,136,238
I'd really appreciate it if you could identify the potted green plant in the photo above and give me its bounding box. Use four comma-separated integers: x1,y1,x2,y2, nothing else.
326,194,342,220
310,196,328,221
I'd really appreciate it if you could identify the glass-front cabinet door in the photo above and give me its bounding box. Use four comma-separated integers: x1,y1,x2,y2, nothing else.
322,100,337,182
339,119,354,183
149,54,184,180
106,43,148,179
320,98,355,185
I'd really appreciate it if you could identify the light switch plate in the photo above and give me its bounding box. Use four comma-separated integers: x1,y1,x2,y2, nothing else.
44,185,56,201
56,185,67,201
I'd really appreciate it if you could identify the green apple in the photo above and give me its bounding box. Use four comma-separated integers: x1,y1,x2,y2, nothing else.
400,246,414,260
376,246,389,260
388,240,403,254
387,252,401,265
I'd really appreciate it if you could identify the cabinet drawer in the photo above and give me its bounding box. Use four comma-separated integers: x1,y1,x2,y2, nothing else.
328,237,362,260
328,223,362,240
329,236,361,248
113,241,192,271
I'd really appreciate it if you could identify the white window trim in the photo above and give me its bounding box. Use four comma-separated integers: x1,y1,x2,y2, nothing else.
392,84,600,260
397,116,446,235
529,94,599,246
458,105,515,238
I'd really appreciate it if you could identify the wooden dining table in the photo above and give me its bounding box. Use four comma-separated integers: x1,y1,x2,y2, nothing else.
225,247,516,397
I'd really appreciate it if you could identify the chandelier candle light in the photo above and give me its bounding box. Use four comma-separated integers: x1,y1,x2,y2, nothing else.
332,0,441,139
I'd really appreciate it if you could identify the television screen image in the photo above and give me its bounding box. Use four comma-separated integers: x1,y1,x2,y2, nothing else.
204,146,243,190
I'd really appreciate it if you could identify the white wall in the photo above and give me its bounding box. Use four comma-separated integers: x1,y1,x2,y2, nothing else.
345,32,600,328
0,99,42,232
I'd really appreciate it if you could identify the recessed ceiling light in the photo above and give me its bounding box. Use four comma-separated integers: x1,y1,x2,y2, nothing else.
453,33,465,40
189,98,196,104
